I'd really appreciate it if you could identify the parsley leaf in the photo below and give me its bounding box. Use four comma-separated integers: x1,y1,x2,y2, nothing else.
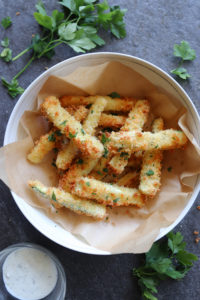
1,37,9,47
48,132,56,142
0,48,12,62
173,41,196,61
171,41,196,80
133,231,198,300
1,77,24,98
1,17,12,29
171,67,190,80
69,132,77,139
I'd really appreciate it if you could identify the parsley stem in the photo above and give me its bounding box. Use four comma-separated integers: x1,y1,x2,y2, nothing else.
12,47,31,61
37,41,63,58
13,56,35,80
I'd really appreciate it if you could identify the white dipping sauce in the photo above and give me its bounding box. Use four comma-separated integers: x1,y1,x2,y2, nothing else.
3,247,58,300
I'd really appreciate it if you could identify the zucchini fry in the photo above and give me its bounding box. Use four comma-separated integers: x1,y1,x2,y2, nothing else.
109,129,188,152
56,97,107,170
27,128,62,164
60,95,135,112
56,105,89,170
99,113,126,128
139,118,164,197
108,100,150,174
72,177,145,207
41,96,103,158
59,157,99,191
29,180,106,220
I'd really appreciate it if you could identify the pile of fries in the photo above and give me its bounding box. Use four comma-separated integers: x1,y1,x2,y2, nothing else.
28,95,188,220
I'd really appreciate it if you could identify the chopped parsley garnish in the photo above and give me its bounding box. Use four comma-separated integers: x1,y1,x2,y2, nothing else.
120,152,129,158
97,171,102,175
60,120,67,126
154,144,159,149
103,168,108,173
108,92,121,98
101,133,110,145
113,198,120,203
86,182,90,187
167,166,172,172
91,110,94,114
55,130,62,136
77,158,84,165
32,186,45,196
146,169,154,176
69,132,77,139
92,192,97,196
48,132,56,142
103,147,109,158
51,191,57,202
81,128,86,135
53,147,58,153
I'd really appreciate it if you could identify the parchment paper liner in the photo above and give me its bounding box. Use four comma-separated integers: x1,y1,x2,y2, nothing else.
1,61,200,254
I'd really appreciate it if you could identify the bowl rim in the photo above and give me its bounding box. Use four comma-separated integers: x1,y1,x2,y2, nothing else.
4,51,200,255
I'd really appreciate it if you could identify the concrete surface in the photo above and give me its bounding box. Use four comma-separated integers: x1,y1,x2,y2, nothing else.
0,1,200,299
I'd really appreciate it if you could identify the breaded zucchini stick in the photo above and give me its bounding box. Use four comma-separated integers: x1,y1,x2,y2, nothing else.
29,180,106,220
117,171,139,187
108,100,150,174
72,177,145,207
56,97,107,170
41,96,103,158
56,105,89,170
59,157,99,191
89,133,111,180
60,95,135,112
139,118,164,197
27,128,62,164
99,114,126,128
109,129,188,152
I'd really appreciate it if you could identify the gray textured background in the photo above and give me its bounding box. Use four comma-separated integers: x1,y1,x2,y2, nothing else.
0,1,200,299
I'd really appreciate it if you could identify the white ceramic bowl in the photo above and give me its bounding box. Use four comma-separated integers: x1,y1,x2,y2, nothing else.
4,53,200,255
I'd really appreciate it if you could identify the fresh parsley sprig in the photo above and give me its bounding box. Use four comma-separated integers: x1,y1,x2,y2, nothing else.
171,41,196,80
1,0,126,98
0,37,12,62
133,231,198,300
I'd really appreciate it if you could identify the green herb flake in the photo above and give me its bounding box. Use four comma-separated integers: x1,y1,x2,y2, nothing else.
77,158,84,165
69,132,77,139
101,133,110,145
167,167,172,172
51,191,57,202
48,132,56,142
146,169,154,176
32,186,45,196
1,17,12,29
97,171,102,175
103,168,108,173
81,128,86,135
108,92,121,98
53,147,58,153
154,145,159,149
55,130,62,136
120,152,129,158
60,120,67,126
92,192,97,196
85,182,90,187
113,198,120,203
105,195,109,200
103,147,109,158
91,110,94,114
